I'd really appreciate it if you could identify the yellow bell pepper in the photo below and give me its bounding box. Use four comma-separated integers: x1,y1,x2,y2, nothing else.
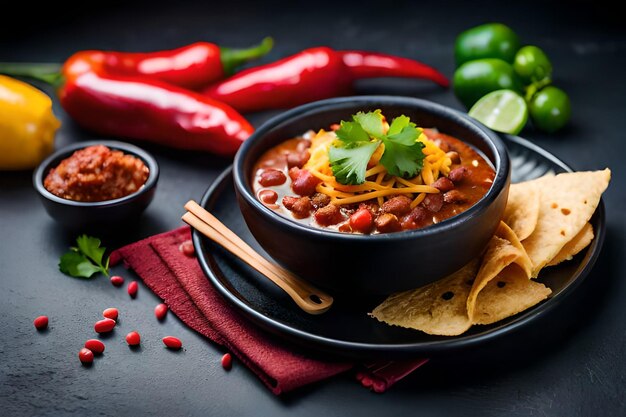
0,75,60,170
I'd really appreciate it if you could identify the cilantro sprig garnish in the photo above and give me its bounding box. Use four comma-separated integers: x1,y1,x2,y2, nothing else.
329,110,425,185
59,235,110,278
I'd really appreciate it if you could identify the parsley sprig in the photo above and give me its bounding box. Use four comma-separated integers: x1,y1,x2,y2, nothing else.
329,110,425,185
59,235,110,278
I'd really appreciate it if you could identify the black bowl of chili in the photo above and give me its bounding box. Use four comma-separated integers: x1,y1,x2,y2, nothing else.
33,140,159,231
234,96,510,295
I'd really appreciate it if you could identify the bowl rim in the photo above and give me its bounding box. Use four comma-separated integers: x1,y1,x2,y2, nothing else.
233,95,510,241
33,140,159,207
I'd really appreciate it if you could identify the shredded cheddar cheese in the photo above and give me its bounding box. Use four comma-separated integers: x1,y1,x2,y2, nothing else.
304,129,451,206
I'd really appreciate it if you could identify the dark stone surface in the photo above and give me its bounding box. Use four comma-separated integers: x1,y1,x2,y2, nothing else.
1,1,624,415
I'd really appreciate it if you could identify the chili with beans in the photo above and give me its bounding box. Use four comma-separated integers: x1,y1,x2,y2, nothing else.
252,129,494,234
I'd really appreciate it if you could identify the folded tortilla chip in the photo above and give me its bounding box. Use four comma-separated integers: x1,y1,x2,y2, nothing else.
547,222,594,266
370,260,480,336
503,181,540,241
471,266,552,325
466,221,532,321
522,169,610,277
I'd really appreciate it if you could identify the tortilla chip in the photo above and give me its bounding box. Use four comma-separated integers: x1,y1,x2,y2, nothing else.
547,222,594,266
370,260,480,336
522,169,610,277
472,266,552,325
503,181,540,241
466,222,532,321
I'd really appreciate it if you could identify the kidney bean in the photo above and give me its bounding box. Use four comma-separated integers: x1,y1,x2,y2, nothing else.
444,189,468,204
125,331,141,346
179,240,195,257
311,192,330,209
282,196,313,218
448,166,469,183
33,315,48,330
110,275,125,287
288,166,301,181
258,189,278,205
400,206,429,229
221,353,232,370
291,169,321,196
422,193,444,212
431,177,455,192
286,151,310,168
84,339,105,355
155,303,168,321
79,348,94,365
102,308,119,321
349,208,374,234
162,336,182,350
128,281,138,298
94,318,116,334
295,139,312,153
375,213,402,233
381,195,412,216
314,204,344,226
258,169,287,186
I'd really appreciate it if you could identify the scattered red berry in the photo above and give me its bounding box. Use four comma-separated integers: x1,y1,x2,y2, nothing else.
154,303,168,321
162,336,182,350
127,281,138,298
79,348,94,365
94,318,116,334
221,353,232,370
110,275,125,287
84,339,105,355
102,307,119,321
179,240,195,257
125,331,141,346
33,315,48,330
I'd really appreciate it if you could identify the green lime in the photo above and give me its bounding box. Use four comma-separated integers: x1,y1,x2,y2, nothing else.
468,89,528,134
529,86,571,133
453,58,523,108
513,45,553,85
455,23,521,66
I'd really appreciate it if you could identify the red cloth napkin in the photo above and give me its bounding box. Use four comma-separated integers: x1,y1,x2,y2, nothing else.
110,226,428,394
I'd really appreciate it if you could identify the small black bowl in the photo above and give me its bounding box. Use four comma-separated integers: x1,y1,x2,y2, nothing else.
33,140,159,231
234,96,510,295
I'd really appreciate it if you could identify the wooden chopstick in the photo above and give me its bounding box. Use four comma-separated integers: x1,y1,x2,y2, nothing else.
182,200,333,315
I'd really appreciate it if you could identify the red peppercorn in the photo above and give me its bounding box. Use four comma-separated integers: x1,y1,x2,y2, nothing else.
102,307,119,321
162,336,182,350
125,331,141,346
84,339,105,355
79,348,94,365
179,240,195,257
33,315,48,330
94,318,116,334
128,281,138,298
221,353,232,370
110,275,125,287
154,303,168,321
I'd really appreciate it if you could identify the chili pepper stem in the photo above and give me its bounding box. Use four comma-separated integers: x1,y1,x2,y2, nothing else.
220,37,274,76
0,62,64,87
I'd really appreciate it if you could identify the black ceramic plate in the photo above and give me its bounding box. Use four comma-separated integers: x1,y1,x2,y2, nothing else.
192,135,605,358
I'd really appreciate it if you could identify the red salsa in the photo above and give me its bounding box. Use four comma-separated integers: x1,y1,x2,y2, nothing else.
44,145,149,202
252,129,495,234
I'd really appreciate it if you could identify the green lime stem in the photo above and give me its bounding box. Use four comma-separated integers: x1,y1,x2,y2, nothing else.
220,36,274,76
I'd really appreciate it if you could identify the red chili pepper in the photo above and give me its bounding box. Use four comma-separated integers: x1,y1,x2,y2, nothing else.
96,37,273,89
202,47,449,112
340,50,449,87
57,52,253,156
